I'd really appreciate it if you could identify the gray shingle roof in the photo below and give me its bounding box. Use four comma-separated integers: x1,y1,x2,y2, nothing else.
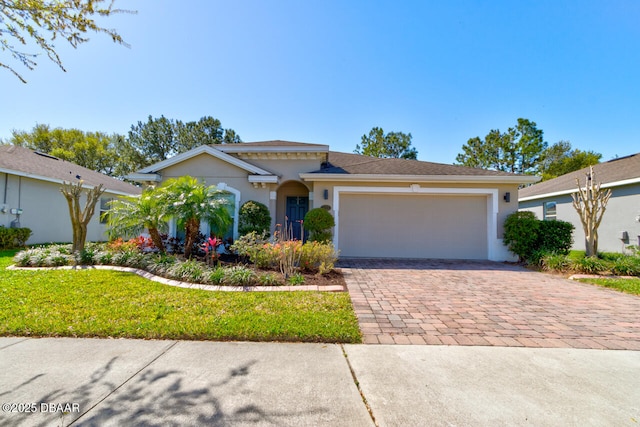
316,151,519,176
519,152,640,199
0,145,141,195
223,140,327,148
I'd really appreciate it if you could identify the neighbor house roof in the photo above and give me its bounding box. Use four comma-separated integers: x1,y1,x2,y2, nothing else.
0,145,141,196
300,151,539,184
519,152,640,201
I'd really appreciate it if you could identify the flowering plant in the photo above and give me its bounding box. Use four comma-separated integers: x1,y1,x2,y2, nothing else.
201,236,222,266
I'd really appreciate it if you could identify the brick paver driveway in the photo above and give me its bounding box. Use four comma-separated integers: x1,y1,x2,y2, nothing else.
339,259,640,350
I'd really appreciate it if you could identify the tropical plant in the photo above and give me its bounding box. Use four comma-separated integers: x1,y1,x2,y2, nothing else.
106,187,168,253
159,176,232,258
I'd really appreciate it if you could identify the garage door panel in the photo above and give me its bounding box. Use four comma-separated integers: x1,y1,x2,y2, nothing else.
338,194,487,259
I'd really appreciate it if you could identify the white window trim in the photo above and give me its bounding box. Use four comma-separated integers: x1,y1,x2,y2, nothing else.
543,201,557,221
332,185,502,261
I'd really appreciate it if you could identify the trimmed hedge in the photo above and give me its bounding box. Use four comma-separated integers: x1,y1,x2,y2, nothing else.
0,227,32,249
503,211,573,263
303,208,335,243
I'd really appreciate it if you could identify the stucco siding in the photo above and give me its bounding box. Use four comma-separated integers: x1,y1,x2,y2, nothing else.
519,183,640,252
338,193,488,259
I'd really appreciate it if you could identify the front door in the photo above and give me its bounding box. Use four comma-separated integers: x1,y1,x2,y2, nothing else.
286,196,309,241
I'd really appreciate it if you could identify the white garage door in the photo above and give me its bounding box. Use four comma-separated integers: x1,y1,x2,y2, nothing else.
337,193,488,259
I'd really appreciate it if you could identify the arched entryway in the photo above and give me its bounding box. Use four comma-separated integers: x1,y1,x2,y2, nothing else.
275,181,310,240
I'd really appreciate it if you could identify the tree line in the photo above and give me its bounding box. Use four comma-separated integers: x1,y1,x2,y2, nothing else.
3,117,601,182
3,115,241,178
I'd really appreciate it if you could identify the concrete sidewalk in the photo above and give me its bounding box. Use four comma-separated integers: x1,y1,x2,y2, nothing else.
0,338,638,426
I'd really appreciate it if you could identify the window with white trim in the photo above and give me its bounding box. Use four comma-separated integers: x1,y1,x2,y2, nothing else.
543,201,557,220
99,197,113,224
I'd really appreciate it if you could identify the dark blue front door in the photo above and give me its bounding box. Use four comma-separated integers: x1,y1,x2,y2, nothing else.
286,196,309,240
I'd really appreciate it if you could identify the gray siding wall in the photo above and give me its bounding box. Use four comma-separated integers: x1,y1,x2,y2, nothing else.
519,183,640,253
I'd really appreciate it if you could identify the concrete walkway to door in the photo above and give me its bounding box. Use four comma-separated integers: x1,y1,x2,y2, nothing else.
339,259,640,350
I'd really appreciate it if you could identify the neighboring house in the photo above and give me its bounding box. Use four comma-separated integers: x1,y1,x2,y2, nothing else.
129,141,537,261
0,145,141,244
519,153,640,253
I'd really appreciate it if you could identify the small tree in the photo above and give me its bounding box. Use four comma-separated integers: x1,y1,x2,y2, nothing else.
160,176,232,258
60,181,105,253
571,166,611,257
106,188,168,253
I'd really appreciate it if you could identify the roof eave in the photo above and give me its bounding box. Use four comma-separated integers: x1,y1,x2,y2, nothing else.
0,167,139,196
300,173,540,184
519,176,640,202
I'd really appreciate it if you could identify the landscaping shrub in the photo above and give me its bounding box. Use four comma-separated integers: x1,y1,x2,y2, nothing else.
258,272,282,286
206,267,226,285
303,208,335,243
503,212,573,263
288,273,305,285
168,259,205,283
540,252,570,272
504,212,540,262
238,201,271,236
538,220,573,254
223,265,257,286
571,256,608,274
610,256,640,276
0,227,32,249
299,241,339,275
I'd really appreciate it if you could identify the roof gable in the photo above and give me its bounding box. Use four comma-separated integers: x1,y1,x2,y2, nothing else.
137,145,274,175
0,145,140,195
519,153,640,200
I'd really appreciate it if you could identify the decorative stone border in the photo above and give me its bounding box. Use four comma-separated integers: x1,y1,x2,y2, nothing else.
6,264,346,292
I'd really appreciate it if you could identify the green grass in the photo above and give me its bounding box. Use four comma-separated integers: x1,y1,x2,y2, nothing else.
0,249,361,343
577,277,640,296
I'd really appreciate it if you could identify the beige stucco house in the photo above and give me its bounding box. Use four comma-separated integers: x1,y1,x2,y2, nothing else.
0,145,141,244
519,153,640,253
129,141,538,261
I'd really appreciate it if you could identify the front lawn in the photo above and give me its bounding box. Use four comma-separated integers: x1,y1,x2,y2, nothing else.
0,250,361,343
577,277,640,296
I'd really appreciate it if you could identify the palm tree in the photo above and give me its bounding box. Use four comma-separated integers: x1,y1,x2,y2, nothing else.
159,176,232,258
106,187,168,253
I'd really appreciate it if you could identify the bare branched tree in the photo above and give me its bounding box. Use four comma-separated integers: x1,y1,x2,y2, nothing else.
571,166,611,257
60,181,105,253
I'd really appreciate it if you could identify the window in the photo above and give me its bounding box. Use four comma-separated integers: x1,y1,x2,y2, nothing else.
210,192,236,240
543,201,557,220
99,197,113,224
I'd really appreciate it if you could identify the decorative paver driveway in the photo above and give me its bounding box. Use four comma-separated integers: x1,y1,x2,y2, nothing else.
339,259,640,350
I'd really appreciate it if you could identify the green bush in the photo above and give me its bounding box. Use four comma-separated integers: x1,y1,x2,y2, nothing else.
206,267,226,285
303,208,335,243
299,241,339,274
258,272,282,286
504,212,574,263
168,259,205,282
238,201,271,236
503,211,540,262
0,227,32,249
287,273,305,285
538,220,574,254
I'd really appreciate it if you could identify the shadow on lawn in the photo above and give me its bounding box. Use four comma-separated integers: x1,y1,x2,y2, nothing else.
0,356,329,427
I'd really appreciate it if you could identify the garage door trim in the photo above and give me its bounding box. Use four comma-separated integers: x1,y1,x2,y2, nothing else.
332,185,500,260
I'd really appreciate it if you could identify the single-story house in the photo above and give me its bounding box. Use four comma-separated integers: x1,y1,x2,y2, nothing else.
129,141,537,261
0,145,141,244
519,153,640,253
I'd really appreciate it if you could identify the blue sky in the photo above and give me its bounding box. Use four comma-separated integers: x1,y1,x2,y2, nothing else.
1,0,639,164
